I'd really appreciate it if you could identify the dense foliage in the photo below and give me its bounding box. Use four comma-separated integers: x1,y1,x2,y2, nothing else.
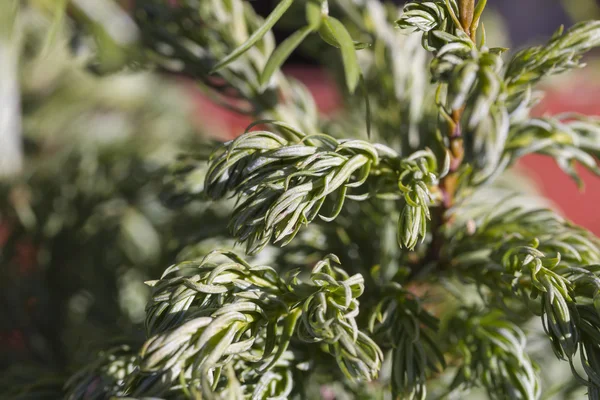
2,0,600,399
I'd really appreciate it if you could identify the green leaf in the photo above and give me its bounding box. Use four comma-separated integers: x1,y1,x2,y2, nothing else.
41,0,69,57
318,20,341,47
260,309,302,372
211,0,294,73
305,0,325,30
322,16,360,93
260,26,314,89
318,19,370,50
360,74,372,138
352,41,371,50
471,0,487,36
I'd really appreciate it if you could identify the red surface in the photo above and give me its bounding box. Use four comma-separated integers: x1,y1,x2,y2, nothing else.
523,75,600,234
189,67,341,140
518,155,600,234
189,68,600,234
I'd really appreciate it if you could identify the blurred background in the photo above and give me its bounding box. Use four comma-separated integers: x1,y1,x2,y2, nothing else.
1,0,600,396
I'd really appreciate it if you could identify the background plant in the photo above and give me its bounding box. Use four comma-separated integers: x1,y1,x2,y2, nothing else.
2,0,600,399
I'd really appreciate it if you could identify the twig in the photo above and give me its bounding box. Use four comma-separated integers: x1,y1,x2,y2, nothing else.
421,0,476,271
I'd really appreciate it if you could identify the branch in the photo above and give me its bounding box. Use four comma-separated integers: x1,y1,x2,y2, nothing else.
369,283,445,399
128,251,381,397
447,308,541,399
505,21,600,92
446,191,600,393
504,114,600,187
204,128,440,254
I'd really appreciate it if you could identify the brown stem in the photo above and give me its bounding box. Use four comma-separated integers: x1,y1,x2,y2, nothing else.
458,0,475,33
441,108,465,207
410,1,478,278
434,1,477,226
